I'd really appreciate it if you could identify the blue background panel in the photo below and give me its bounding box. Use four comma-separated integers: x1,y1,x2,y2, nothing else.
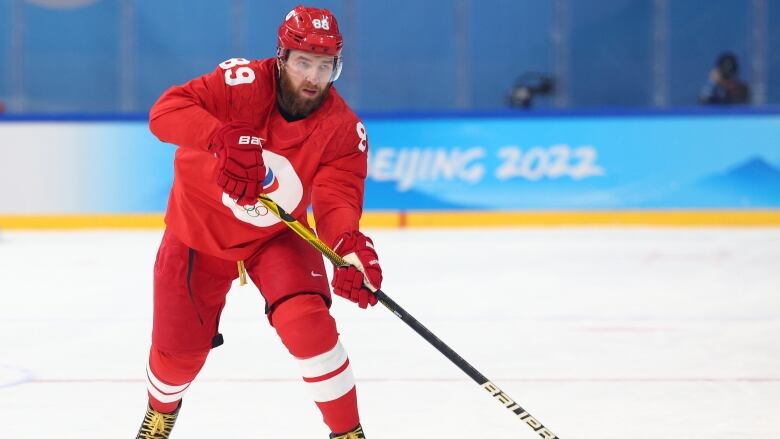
0,1,9,107
769,2,780,104
356,2,459,111
0,0,775,113
136,1,234,111
470,1,554,110
23,1,120,112
569,0,654,107
668,0,751,107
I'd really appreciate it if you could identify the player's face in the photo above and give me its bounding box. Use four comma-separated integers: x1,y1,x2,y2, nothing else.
277,50,335,117
284,50,337,86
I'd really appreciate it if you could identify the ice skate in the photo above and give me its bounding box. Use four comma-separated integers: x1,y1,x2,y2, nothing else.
330,423,366,439
135,402,180,439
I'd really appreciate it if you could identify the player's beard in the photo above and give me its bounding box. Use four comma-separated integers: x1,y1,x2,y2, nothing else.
277,70,331,119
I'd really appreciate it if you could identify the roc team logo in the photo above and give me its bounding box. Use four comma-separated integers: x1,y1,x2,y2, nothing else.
262,166,280,193
221,150,303,227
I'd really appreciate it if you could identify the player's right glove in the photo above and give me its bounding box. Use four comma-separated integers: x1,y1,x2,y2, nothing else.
331,230,382,309
208,122,266,206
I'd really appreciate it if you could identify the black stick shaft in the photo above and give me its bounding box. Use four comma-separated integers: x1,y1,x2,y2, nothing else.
373,290,559,439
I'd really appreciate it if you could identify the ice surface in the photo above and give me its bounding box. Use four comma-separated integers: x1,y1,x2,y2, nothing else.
1,228,779,438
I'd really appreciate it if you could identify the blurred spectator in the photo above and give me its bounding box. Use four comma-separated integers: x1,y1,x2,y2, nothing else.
699,52,749,105
509,72,555,108
0,101,5,113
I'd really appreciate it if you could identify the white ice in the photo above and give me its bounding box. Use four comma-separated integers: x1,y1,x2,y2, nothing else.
1,228,779,438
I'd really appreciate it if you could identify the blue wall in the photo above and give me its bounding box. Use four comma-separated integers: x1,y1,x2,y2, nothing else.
0,0,11,110
0,0,775,113
669,0,751,107
135,1,234,111
469,1,554,109
569,0,653,107
24,2,121,111
770,2,780,104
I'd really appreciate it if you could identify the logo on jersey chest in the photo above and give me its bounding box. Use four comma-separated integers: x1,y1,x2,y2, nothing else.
221,150,302,227
262,166,280,193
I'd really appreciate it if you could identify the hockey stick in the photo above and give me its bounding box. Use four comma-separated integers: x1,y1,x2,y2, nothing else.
256,194,559,439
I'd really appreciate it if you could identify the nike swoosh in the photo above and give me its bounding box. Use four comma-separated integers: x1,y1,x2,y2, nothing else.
311,271,324,277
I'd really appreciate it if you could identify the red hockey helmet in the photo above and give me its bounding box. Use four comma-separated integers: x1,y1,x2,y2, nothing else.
277,5,343,81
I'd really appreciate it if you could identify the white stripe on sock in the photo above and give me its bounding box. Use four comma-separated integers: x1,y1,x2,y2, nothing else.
146,361,190,403
147,379,189,404
305,363,356,402
297,340,349,379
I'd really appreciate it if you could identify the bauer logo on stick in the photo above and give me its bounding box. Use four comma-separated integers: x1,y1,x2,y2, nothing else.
483,381,558,438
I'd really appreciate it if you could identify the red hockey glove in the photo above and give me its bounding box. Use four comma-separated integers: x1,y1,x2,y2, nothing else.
208,122,266,206
331,231,382,309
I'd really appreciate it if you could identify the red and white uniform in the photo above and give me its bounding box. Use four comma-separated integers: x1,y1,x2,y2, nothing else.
150,57,368,260
141,6,369,436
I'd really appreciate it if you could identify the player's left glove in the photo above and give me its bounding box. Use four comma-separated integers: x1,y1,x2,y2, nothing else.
331,230,382,309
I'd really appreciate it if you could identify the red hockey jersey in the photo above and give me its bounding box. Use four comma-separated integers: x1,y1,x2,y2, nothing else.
149,58,368,261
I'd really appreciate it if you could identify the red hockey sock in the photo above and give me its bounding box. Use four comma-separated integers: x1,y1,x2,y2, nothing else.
315,386,359,434
272,294,360,433
146,346,209,413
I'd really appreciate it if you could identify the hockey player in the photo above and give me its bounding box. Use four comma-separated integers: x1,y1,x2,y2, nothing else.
135,5,381,439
